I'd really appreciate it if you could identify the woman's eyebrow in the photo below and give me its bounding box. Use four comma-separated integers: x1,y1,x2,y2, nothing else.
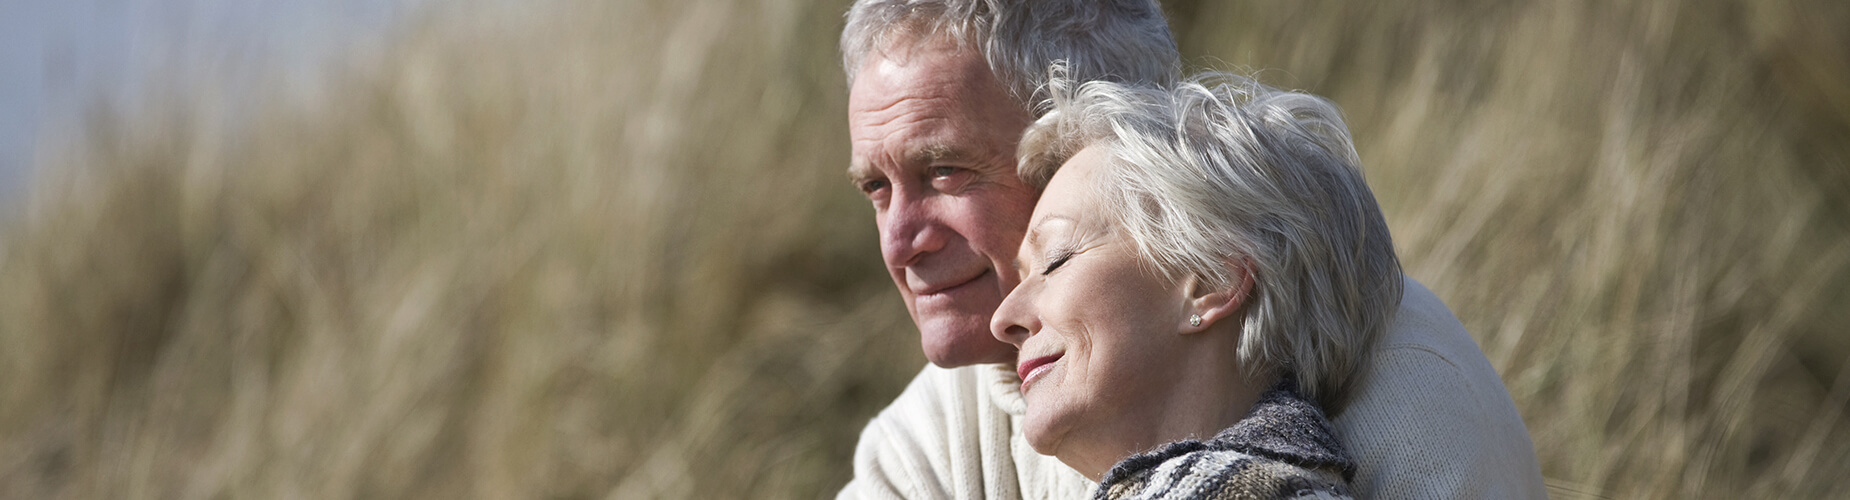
1025,215,1076,248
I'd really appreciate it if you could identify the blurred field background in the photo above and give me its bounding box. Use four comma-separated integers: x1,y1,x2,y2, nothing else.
0,0,1845,498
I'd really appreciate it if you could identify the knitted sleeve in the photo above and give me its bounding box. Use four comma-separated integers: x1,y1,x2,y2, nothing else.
840,363,1047,500
1329,276,1548,499
837,366,958,500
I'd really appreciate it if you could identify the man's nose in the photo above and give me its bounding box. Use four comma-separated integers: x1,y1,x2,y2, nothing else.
880,190,948,266
990,283,1037,347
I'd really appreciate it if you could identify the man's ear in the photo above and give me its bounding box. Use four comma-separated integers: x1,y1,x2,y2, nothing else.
1179,258,1255,334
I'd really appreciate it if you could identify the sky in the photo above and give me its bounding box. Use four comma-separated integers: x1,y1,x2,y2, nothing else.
0,0,418,204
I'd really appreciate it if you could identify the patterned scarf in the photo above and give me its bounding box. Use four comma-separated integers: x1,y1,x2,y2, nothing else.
1094,379,1356,500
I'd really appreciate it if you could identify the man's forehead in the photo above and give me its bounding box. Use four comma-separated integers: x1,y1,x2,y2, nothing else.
848,35,1002,113
858,32,967,83
844,37,1030,180
847,63,961,150
849,68,967,119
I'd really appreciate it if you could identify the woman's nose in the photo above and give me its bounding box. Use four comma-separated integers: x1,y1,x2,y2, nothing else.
990,283,1038,347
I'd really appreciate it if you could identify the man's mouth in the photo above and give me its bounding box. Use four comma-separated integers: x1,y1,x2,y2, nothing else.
1016,352,1063,392
914,268,989,297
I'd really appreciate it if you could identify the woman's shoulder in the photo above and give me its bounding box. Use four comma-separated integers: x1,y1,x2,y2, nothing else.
1094,380,1357,500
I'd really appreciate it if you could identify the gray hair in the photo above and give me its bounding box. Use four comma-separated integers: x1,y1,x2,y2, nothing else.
1018,73,1404,414
840,0,1179,112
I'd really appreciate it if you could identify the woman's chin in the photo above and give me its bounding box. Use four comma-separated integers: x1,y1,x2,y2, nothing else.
1023,406,1113,481
1021,411,1060,456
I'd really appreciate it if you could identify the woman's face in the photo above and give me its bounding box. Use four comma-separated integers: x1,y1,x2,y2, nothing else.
990,145,1200,473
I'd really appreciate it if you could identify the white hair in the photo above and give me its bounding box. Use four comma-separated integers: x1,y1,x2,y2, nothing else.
1018,72,1405,414
840,0,1179,112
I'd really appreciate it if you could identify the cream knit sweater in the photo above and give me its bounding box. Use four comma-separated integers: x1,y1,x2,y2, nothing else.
836,276,1547,499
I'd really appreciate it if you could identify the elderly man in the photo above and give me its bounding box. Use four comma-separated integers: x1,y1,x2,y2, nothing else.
837,1,1548,498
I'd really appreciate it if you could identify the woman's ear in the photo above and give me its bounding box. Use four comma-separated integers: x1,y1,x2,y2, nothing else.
1179,258,1255,334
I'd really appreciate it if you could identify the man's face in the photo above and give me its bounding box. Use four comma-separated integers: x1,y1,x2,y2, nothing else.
847,39,1037,367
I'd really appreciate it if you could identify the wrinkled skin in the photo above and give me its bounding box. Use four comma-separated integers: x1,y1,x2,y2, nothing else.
847,38,1036,367
991,146,1268,480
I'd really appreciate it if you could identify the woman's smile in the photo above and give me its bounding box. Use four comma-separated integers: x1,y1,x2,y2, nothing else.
990,145,1235,475
1017,351,1063,392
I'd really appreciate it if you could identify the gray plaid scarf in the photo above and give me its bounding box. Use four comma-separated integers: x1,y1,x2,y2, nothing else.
1094,379,1356,500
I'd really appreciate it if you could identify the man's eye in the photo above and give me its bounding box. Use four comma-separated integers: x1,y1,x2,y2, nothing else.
859,179,889,194
928,166,972,193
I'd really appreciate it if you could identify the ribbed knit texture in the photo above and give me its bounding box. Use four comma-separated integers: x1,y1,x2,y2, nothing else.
836,276,1548,500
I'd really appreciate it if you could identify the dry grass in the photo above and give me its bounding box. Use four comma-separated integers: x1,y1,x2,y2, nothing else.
0,0,1845,498
1171,1,1850,497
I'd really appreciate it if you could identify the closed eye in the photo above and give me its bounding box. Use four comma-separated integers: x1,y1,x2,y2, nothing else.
1042,249,1073,275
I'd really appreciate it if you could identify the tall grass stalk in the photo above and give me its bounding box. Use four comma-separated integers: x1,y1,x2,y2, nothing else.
0,0,1844,498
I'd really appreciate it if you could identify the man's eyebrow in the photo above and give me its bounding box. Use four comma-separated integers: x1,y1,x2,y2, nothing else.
847,145,974,182
911,144,970,165
846,161,873,183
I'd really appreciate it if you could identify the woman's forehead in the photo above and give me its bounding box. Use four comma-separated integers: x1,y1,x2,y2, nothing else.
1027,146,1116,243
1043,145,1110,194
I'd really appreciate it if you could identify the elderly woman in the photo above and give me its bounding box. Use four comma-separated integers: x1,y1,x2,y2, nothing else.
989,73,1404,499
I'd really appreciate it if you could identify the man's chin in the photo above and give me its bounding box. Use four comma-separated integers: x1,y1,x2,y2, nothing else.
917,319,1016,368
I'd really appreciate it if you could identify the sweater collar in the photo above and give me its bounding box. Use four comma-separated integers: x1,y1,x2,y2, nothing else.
985,363,1028,416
